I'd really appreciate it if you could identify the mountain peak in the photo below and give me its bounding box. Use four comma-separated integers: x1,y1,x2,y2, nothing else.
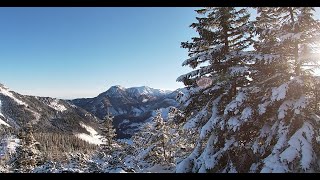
103,85,126,97
109,85,126,90
126,86,172,97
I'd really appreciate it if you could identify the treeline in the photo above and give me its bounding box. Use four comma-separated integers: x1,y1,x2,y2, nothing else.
33,132,98,161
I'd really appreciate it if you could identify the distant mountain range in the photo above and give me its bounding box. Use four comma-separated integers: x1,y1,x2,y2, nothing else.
71,85,181,138
0,83,181,142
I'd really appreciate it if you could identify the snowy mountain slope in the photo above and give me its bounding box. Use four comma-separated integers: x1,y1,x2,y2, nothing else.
71,86,179,138
0,84,27,106
0,82,180,141
0,83,102,143
75,122,103,145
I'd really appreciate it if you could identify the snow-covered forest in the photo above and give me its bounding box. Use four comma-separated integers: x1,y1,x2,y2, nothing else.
1,7,320,173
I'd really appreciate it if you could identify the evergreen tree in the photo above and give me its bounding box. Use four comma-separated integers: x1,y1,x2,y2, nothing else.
243,7,320,173
166,107,196,167
97,113,129,171
132,110,169,166
0,129,11,173
99,113,117,155
176,7,254,172
176,7,320,173
14,122,43,172
131,108,192,171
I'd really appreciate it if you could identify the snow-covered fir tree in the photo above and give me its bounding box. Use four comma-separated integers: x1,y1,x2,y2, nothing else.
97,113,129,171
166,107,197,167
132,110,170,167
176,7,254,172
245,7,320,173
0,125,16,173
176,7,320,173
99,113,117,155
14,122,43,173
133,110,182,171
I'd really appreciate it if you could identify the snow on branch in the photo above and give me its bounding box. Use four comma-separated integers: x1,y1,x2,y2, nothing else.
200,96,222,139
182,46,223,67
229,66,249,76
279,122,315,171
224,91,247,115
176,65,212,82
271,83,289,102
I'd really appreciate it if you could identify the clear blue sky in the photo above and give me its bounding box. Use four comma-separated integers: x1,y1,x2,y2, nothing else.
0,7,197,99
0,8,319,99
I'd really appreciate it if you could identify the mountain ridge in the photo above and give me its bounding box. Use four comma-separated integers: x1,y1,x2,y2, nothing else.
71,85,180,138
1,82,181,139
0,82,103,145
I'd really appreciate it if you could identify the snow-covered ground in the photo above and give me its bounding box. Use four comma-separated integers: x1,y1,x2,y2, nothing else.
5,137,20,155
48,99,67,112
0,136,20,157
75,122,103,145
109,168,127,173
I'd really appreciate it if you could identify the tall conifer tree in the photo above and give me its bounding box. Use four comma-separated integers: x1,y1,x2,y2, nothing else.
176,7,254,172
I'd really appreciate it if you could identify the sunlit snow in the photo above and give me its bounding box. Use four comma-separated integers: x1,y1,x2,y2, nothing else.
48,99,67,112
0,85,27,106
75,122,103,145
